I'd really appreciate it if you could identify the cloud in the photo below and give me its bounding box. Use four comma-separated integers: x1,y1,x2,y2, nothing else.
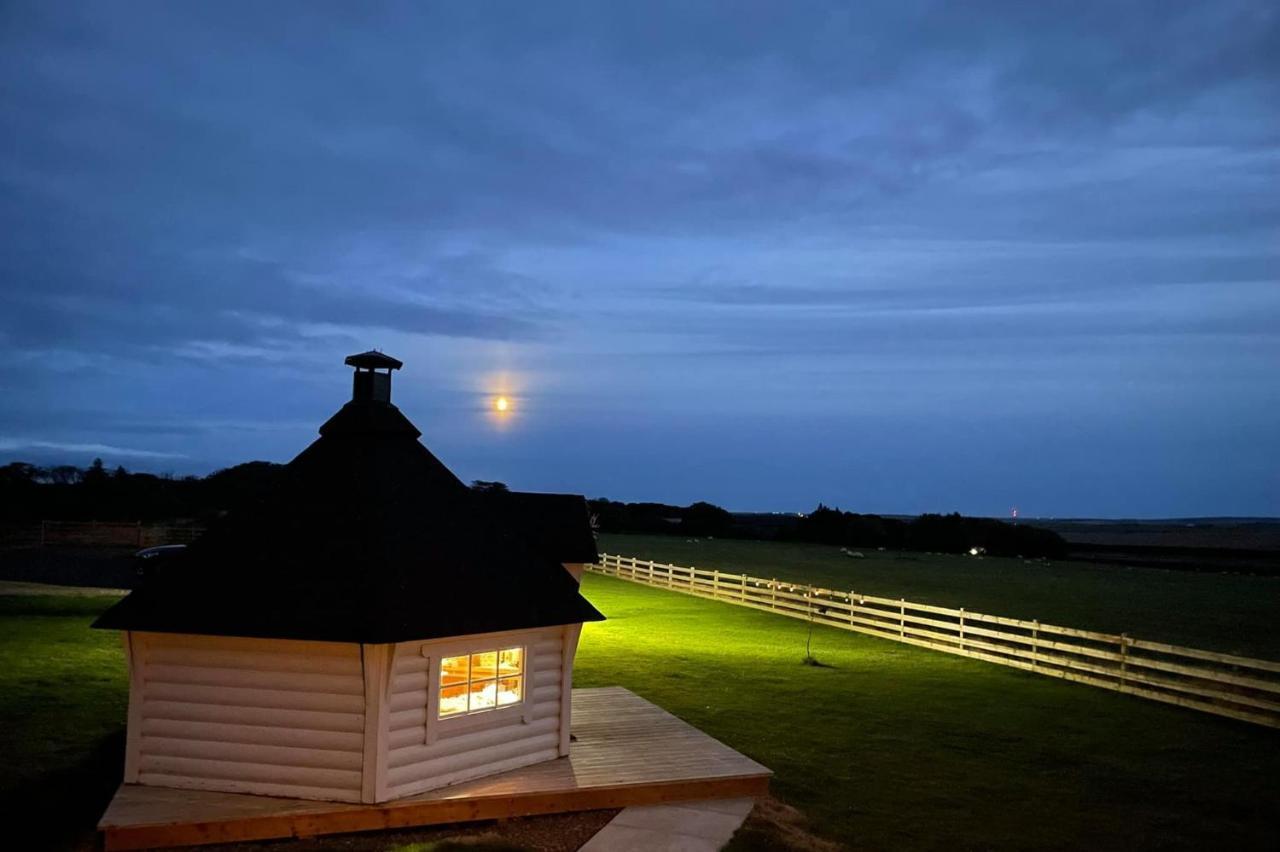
0,439,187,460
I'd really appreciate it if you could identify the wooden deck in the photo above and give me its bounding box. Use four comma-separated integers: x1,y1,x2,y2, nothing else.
99,687,771,850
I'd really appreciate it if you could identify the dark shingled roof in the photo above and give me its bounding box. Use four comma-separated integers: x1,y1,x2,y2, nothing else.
93,355,603,644
482,491,599,565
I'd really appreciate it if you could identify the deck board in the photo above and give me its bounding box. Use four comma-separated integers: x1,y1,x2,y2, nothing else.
99,687,771,850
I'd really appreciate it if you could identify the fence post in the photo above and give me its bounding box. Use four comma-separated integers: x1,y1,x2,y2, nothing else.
849,591,856,627
647,559,654,584
1032,620,1039,669
900,599,906,638
1119,633,1129,691
959,608,965,652
741,574,748,603
712,570,720,598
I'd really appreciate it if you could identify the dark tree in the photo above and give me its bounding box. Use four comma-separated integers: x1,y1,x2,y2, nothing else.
680,501,734,537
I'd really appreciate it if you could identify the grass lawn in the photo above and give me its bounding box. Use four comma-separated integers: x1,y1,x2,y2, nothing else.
4,580,1278,851
0,594,128,851
575,573,1280,851
598,533,1280,659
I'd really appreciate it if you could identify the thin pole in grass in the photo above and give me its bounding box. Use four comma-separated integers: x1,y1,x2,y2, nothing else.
803,588,830,667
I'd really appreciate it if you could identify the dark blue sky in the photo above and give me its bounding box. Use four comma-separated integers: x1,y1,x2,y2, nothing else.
2,2,1277,517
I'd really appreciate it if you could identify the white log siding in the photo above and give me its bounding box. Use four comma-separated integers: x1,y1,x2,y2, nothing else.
382,625,570,800
122,624,580,804
125,632,368,803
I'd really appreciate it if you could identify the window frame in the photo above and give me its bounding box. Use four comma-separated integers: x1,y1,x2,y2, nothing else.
421,631,539,742
436,645,527,720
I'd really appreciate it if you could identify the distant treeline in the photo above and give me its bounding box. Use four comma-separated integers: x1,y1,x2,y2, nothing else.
0,459,282,522
588,499,1068,558
1,459,1065,558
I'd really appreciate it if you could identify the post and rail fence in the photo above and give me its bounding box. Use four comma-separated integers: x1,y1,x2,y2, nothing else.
589,553,1280,729
0,521,206,549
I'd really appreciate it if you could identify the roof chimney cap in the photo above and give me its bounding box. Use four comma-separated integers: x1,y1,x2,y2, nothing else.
345,350,401,405
345,350,403,371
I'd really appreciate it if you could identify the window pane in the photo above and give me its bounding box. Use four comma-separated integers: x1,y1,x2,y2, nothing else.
497,676,523,706
498,647,523,675
439,685,468,718
470,651,498,680
440,655,469,687
470,679,497,711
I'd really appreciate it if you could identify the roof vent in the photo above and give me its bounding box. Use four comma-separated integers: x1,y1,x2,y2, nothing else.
344,350,402,404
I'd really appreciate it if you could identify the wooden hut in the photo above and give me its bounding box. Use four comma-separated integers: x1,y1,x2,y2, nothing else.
94,351,604,804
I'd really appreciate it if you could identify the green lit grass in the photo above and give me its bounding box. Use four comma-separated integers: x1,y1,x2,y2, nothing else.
575,573,1280,852
598,533,1280,658
0,594,128,850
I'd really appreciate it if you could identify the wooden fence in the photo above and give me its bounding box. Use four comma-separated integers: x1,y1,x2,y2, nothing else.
590,553,1280,729
30,521,205,548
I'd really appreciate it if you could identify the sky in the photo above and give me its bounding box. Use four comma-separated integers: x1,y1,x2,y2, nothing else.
1,2,1278,518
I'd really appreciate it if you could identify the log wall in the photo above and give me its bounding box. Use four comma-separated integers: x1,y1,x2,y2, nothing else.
381,625,569,800
125,622,582,803
126,632,367,802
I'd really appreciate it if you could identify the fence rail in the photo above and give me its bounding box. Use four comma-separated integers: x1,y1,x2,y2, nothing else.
16,521,206,548
589,553,1280,729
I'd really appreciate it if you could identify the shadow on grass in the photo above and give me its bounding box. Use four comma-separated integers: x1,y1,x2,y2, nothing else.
7,727,125,851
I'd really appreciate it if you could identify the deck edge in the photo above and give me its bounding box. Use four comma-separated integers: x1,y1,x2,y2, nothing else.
102,774,771,850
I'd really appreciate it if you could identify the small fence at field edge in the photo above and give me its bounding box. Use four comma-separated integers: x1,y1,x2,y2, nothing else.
590,553,1280,729
19,521,206,548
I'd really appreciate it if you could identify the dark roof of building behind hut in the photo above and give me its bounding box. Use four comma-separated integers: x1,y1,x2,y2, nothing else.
484,491,599,565
94,354,603,644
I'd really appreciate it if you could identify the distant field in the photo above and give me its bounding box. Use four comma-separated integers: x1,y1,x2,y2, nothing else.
597,533,1280,659
1036,519,1280,550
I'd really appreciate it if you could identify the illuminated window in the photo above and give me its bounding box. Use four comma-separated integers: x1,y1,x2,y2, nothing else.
438,646,524,718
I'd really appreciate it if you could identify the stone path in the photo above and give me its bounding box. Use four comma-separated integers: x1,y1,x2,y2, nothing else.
579,797,756,852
